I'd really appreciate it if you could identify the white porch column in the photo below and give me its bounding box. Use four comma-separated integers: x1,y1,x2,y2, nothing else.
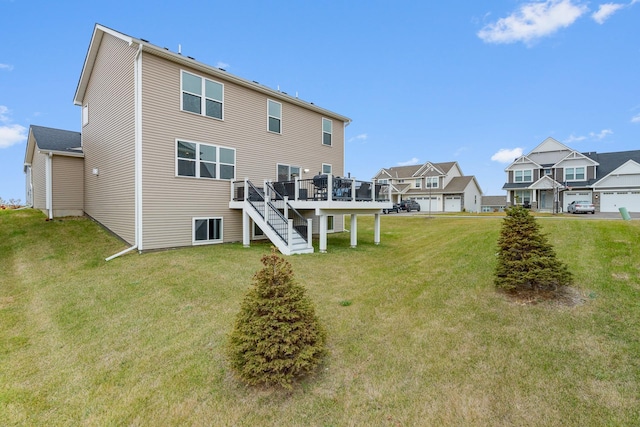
374,213,381,245
350,214,358,248
319,214,328,253
242,209,250,248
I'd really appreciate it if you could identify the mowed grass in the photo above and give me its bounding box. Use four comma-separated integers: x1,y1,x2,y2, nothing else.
1,209,639,426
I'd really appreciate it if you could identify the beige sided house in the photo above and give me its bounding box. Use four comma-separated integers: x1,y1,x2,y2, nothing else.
374,161,483,213
23,125,84,219
66,24,391,256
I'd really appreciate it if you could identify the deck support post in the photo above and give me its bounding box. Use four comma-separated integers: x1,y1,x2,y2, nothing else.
319,214,327,253
242,208,250,248
350,214,358,248
374,213,381,245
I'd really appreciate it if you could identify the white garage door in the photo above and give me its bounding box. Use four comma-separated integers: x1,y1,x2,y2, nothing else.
444,196,461,212
415,196,440,212
600,191,640,213
563,191,592,212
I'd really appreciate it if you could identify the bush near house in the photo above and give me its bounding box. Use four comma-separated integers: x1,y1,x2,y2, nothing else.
227,249,326,389
0,197,22,209
495,205,573,296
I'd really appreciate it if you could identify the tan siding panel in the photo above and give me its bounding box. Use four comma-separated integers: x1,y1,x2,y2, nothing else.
52,156,84,211
32,151,47,210
139,53,346,249
81,34,136,244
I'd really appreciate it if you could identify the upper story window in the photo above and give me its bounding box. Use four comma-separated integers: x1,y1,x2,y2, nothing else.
322,163,332,174
415,179,422,188
426,177,438,188
322,118,332,146
514,169,532,183
544,168,552,176
268,100,282,133
378,179,389,184
565,167,585,181
181,71,223,120
176,139,235,180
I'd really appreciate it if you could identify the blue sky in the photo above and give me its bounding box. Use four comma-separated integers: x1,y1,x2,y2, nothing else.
1,0,639,202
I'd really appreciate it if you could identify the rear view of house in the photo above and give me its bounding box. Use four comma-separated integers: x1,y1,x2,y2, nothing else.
25,24,391,255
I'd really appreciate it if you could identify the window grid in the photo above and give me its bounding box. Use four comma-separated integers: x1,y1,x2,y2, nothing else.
181,70,223,120
176,140,235,180
268,100,282,134
514,170,532,183
322,118,332,146
193,217,223,244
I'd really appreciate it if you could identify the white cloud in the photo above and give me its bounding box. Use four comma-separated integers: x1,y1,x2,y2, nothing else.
215,61,229,70
631,113,640,123
348,133,368,143
590,129,613,139
478,0,588,45
592,3,625,23
491,148,523,163
0,106,28,148
565,133,587,143
397,157,420,166
0,63,14,71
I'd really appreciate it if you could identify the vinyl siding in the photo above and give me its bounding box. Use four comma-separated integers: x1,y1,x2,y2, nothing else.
80,34,136,244
52,156,84,213
139,52,345,250
32,151,47,210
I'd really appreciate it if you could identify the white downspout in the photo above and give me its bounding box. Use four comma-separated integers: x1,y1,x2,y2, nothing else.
106,43,143,261
45,152,53,220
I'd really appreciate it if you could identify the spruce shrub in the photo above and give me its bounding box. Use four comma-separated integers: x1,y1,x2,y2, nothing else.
227,249,326,388
495,206,573,294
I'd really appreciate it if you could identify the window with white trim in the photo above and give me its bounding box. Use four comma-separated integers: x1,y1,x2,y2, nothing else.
322,118,332,146
426,177,438,188
564,167,585,181
181,71,223,119
176,140,235,180
268,100,282,133
322,163,332,174
514,190,531,204
82,104,89,126
378,179,388,184
277,164,300,181
193,217,222,244
514,169,532,183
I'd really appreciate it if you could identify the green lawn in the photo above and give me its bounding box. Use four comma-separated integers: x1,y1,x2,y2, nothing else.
1,209,639,426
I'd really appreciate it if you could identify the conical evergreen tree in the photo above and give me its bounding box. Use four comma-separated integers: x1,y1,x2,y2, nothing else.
227,249,326,388
495,206,573,293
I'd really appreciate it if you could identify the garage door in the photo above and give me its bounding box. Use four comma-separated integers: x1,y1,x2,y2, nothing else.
600,191,640,213
563,191,592,212
444,196,461,212
415,196,440,212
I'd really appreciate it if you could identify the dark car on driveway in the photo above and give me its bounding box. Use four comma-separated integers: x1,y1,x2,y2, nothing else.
383,203,400,214
398,199,421,212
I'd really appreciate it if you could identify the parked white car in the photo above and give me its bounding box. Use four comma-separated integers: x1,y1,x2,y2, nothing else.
567,201,595,214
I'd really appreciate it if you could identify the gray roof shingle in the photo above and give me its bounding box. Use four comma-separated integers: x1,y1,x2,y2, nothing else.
31,125,82,153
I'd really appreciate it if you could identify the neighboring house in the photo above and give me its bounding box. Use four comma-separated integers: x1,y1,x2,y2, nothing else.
502,137,640,212
25,24,391,256
481,196,507,212
23,125,84,219
373,161,483,213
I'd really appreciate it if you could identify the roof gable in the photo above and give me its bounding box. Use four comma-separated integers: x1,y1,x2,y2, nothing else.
593,159,640,187
555,150,599,167
24,125,83,166
530,175,563,190
505,155,541,171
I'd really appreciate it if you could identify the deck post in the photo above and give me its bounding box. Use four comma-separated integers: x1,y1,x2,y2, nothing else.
327,175,333,202
350,214,358,248
243,209,250,248
374,213,381,245
306,218,313,249
319,214,327,253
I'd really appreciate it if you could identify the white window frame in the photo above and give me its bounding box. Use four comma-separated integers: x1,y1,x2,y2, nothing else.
193,217,223,245
277,164,301,181
514,169,532,183
426,177,438,188
176,139,236,180
322,118,333,146
180,70,224,120
378,179,388,184
82,104,89,127
415,179,422,188
514,190,532,204
267,99,282,134
564,167,585,181
322,163,332,174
